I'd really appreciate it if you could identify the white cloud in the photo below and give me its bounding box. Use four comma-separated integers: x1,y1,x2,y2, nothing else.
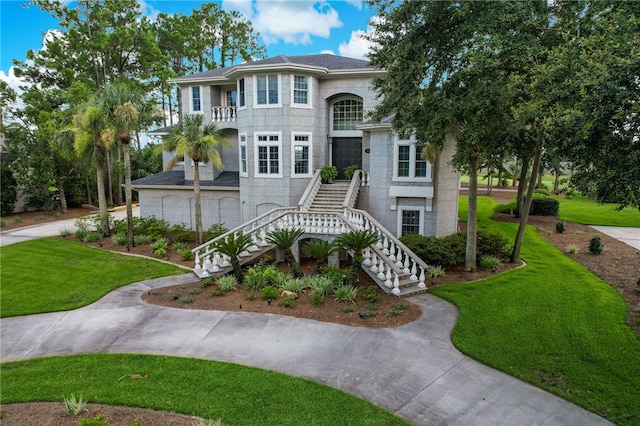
0,68,27,111
223,0,343,45
138,0,161,22
345,0,363,10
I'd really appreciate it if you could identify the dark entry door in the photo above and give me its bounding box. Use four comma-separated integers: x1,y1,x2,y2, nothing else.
331,137,362,179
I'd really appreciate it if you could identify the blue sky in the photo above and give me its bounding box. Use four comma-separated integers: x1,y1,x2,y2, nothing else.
1,0,376,93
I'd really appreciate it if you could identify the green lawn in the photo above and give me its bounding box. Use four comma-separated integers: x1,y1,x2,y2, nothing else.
0,237,187,317
558,197,640,226
431,196,640,425
0,354,408,426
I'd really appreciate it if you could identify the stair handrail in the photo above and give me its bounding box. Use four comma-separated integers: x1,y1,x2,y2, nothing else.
297,168,322,211
342,169,362,209
192,206,296,254
345,207,430,273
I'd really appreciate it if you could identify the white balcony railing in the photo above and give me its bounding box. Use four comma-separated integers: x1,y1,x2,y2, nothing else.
211,106,237,122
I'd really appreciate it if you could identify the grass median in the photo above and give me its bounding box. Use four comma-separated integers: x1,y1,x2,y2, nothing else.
0,353,408,425
0,237,188,317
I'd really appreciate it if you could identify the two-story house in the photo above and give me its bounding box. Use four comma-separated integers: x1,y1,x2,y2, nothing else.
133,54,459,294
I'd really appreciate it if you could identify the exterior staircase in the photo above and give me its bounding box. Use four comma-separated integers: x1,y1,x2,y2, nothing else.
191,170,431,297
308,181,351,212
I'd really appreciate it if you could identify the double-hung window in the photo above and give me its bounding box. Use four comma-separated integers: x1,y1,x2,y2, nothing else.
255,132,282,177
191,86,202,112
400,209,421,236
239,133,247,177
394,142,430,181
292,75,310,107
291,132,312,177
238,78,246,108
256,75,279,106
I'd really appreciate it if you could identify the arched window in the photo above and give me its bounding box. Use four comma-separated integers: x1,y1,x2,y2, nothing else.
332,99,363,131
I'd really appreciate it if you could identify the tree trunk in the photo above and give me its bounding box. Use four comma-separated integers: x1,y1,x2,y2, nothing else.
85,177,92,206
57,179,68,212
511,132,544,263
96,165,110,236
116,145,123,206
231,258,244,284
194,162,203,245
554,171,560,194
497,167,504,188
465,156,478,272
106,150,114,206
123,142,134,248
515,155,530,218
285,250,303,278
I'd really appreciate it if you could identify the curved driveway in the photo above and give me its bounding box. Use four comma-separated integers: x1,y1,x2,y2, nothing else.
1,273,611,426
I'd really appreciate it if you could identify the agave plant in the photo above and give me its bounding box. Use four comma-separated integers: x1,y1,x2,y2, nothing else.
266,227,305,278
334,230,379,286
303,239,339,274
211,232,253,283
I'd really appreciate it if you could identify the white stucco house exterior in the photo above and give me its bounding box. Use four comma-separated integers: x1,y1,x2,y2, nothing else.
133,54,459,241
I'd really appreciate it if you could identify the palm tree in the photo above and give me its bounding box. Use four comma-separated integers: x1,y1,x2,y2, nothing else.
266,227,305,278
164,114,231,244
72,103,115,236
103,83,140,248
303,239,338,274
212,232,253,283
334,230,379,286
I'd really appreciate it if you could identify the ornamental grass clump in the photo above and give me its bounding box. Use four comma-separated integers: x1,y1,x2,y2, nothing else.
217,275,238,292
334,285,358,304
63,394,87,416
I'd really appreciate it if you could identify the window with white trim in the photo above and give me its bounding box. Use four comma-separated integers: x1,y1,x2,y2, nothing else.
239,133,247,177
291,132,312,177
226,90,237,107
400,209,421,236
255,132,282,177
394,142,430,181
255,75,279,106
332,99,363,131
238,78,246,108
191,86,202,112
292,75,309,106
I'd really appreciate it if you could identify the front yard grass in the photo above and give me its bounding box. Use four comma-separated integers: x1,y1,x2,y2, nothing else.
0,237,187,317
0,353,408,426
431,196,640,425
557,197,640,227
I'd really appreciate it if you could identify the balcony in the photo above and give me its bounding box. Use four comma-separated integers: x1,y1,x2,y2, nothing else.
211,106,237,123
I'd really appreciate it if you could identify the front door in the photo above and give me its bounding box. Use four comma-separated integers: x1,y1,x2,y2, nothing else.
331,137,362,179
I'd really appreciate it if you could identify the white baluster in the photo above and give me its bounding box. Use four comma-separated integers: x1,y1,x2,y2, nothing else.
222,255,230,267
194,252,201,271
212,253,220,272
388,242,396,261
370,253,378,273
204,255,212,272
392,273,400,295
363,247,372,266
396,250,404,267
260,229,269,246
418,267,426,288
382,236,390,255
403,255,410,274
377,262,386,280
410,261,418,280
385,267,393,288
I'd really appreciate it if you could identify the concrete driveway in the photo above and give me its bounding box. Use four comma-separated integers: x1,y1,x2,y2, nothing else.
591,225,640,250
0,275,612,426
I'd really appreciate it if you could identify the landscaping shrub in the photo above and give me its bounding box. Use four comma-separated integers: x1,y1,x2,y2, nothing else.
173,231,195,243
477,229,511,258
530,196,559,216
261,285,279,300
589,234,605,255
493,199,517,215
534,188,551,197
400,233,465,268
217,275,238,292
0,165,17,216
203,223,228,241
555,221,566,233
334,285,358,303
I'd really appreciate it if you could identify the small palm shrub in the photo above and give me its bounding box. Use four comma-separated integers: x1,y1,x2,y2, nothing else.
479,255,503,272
589,234,605,255
279,277,309,294
112,232,128,246
555,221,566,234
172,241,188,252
426,265,446,278
63,394,88,415
134,234,153,245
334,285,358,303
566,244,579,254
261,285,279,300
217,275,238,292
308,276,336,297
179,248,194,260
83,232,102,243
150,237,169,257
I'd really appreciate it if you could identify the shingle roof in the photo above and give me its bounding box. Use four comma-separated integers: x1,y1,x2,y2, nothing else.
174,54,373,81
132,171,240,188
